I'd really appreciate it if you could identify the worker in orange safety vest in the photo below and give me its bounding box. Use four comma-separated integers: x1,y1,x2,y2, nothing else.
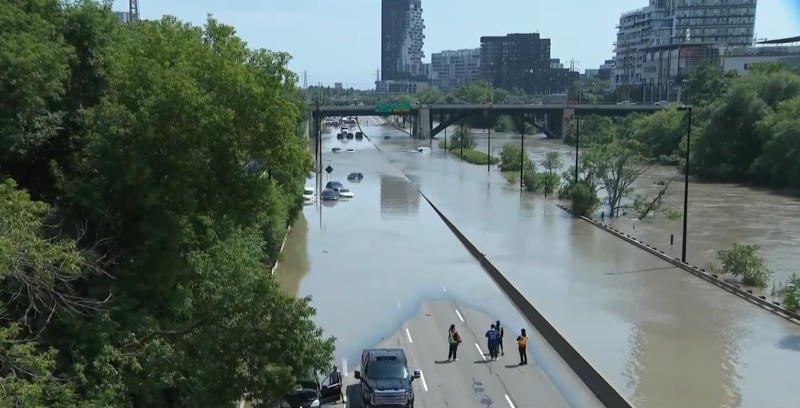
517,328,529,366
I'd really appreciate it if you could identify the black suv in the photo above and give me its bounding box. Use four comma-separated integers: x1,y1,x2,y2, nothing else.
354,349,419,408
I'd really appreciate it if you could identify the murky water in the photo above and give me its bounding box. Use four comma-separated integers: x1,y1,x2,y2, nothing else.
366,122,800,408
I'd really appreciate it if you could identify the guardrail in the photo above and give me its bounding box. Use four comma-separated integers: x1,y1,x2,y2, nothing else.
419,191,633,408
554,204,800,326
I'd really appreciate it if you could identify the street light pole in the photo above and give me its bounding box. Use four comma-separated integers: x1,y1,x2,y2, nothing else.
575,116,580,186
519,117,525,190
678,106,692,263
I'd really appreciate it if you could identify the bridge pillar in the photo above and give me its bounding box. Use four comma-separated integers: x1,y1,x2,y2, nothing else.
415,108,431,140
559,108,575,139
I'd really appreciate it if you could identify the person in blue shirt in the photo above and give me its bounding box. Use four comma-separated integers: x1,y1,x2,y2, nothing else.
485,324,500,360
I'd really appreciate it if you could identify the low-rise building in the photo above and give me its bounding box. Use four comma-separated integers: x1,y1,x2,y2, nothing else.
720,36,800,74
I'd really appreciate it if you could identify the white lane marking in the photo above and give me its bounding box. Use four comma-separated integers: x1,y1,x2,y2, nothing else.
419,369,429,392
455,309,465,323
397,301,402,310
475,343,486,361
342,359,348,377
505,394,516,408
440,284,447,293
405,328,414,344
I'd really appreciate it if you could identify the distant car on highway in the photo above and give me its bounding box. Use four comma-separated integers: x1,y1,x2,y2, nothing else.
617,100,633,105
338,188,354,198
355,349,419,408
347,172,364,181
320,189,339,201
332,147,342,153
655,100,668,106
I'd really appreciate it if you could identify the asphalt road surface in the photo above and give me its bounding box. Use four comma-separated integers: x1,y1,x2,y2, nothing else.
337,300,603,408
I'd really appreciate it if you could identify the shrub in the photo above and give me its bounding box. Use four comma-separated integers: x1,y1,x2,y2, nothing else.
499,143,532,172
571,181,600,216
716,243,772,287
780,273,800,309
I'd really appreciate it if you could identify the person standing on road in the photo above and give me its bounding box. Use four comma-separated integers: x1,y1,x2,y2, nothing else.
496,320,505,356
447,324,462,361
486,324,500,360
517,329,529,365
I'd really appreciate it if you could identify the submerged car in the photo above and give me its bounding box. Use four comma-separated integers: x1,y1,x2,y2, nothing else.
355,131,364,140
336,133,345,139
325,181,344,191
338,188,354,198
346,148,356,153
320,189,339,201
346,133,355,139
347,172,364,181
332,147,342,153
303,187,315,202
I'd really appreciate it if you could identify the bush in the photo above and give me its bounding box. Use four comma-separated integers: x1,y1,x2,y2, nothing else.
716,243,772,287
499,143,532,172
460,149,499,165
570,181,600,217
450,125,475,150
780,273,800,309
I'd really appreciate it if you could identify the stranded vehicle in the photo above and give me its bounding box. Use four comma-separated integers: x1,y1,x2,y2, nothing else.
354,349,419,408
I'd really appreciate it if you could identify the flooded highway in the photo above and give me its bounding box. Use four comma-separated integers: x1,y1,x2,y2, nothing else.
275,125,602,407
277,118,800,408
367,120,800,408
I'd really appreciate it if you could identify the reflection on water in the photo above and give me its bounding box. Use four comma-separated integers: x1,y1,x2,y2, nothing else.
275,212,309,297
380,174,419,218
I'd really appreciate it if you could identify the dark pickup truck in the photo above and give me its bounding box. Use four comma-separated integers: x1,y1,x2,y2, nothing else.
354,349,419,408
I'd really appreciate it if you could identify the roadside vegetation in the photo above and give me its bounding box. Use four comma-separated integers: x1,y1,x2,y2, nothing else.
0,1,331,406
707,243,772,288
439,125,499,165
564,61,800,189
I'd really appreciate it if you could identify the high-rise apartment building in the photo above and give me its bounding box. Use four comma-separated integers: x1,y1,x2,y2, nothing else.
430,49,481,92
612,0,757,100
381,0,426,83
480,33,577,94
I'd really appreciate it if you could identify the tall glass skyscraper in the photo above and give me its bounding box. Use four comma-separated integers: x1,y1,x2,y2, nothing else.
381,0,426,82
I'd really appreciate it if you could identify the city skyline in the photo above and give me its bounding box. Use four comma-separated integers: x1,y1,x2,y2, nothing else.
111,0,800,88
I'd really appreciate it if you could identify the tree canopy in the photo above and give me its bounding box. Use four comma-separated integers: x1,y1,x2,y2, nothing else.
0,2,330,407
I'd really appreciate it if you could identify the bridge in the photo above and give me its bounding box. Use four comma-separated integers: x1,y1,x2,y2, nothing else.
311,103,663,140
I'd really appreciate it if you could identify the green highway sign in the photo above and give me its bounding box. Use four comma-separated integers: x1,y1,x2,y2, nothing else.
375,101,412,113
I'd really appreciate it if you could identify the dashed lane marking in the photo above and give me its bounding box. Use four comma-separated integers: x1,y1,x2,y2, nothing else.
475,343,486,361
342,359,348,377
455,309,465,323
505,394,516,408
419,369,428,392
405,328,414,344
440,284,447,293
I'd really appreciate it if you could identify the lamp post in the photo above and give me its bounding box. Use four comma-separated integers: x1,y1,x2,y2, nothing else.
677,105,692,263
574,116,580,186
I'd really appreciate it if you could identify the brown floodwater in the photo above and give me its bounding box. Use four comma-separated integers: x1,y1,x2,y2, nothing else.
276,120,800,408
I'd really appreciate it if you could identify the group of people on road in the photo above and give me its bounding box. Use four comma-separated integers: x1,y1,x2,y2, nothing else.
447,320,529,366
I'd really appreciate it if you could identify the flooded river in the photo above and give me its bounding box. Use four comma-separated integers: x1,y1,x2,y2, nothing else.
277,120,800,408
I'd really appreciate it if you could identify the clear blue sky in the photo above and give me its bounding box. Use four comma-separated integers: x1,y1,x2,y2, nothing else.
114,0,800,88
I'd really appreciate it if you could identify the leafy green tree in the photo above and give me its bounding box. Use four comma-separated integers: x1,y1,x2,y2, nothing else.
631,105,684,163
0,178,106,407
494,114,515,132
449,125,475,151
417,86,445,104
685,60,738,106
751,96,800,187
0,0,72,176
715,243,771,288
564,115,614,146
570,181,600,217
693,83,767,181
586,140,646,217
541,152,563,196
499,143,532,172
